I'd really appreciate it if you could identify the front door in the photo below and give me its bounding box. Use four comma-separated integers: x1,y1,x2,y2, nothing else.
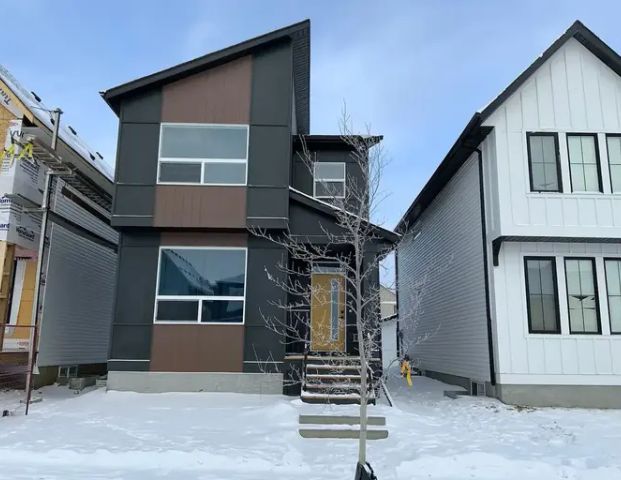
310,272,346,352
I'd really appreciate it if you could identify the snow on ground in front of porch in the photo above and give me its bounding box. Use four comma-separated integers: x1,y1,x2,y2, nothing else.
0,373,620,480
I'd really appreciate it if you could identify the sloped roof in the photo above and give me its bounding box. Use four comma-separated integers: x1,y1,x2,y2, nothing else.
0,65,114,181
102,20,311,133
289,187,399,243
396,20,621,233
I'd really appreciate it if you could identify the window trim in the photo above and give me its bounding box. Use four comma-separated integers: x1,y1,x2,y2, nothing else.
605,133,621,194
157,123,249,186
526,132,563,193
564,257,602,335
313,161,346,199
566,133,603,193
603,257,621,335
523,256,561,334
153,246,248,325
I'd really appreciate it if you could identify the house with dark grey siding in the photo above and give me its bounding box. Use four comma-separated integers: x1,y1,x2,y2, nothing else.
396,21,621,408
102,20,396,396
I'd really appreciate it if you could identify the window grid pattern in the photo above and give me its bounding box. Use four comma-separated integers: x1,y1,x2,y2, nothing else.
565,258,601,334
604,259,621,334
567,134,601,192
313,162,346,198
607,135,621,193
525,257,560,333
527,133,561,192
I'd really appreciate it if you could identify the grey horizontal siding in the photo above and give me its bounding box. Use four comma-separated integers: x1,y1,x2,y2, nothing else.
397,155,490,382
38,223,117,367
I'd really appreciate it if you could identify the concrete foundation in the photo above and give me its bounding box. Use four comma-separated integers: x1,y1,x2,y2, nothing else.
496,384,621,409
107,371,284,394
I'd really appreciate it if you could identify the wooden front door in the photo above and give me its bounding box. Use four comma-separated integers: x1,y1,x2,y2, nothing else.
310,272,346,352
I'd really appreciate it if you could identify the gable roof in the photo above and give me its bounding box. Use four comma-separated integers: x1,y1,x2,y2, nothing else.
102,20,311,133
396,20,621,233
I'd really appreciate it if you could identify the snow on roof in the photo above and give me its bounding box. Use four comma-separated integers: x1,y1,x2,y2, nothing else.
0,65,113,181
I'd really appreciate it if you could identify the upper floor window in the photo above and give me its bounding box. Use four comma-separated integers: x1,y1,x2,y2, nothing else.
158,124,248,185
524,257,560,334
606,135,621,193
526,133,561,192
567,134,602,193
314,162,345,198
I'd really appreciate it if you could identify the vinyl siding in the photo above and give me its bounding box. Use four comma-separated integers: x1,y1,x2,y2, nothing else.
397,155,490,382
37,180,118,366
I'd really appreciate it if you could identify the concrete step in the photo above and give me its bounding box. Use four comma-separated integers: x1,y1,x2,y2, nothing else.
299,428,388,440
304,382,361,393
301,391,376,405
299,414,386,426
306,363,361,370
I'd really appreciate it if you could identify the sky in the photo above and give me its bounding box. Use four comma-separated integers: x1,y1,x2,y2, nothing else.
5,0,621,231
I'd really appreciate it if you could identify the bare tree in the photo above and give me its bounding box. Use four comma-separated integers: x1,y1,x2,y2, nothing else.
249,107,395,471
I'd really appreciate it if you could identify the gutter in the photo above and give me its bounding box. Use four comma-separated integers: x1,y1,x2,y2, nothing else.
465,146,497,387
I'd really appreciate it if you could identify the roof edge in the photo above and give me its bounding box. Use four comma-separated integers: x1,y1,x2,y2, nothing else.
102,19,310,114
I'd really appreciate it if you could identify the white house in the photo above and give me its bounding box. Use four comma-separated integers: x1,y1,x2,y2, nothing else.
396,20,621,408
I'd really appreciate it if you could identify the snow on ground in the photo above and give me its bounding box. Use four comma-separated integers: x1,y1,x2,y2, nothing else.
0,374,620,480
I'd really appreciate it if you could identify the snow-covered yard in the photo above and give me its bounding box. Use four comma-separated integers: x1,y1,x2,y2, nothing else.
1,374,620,480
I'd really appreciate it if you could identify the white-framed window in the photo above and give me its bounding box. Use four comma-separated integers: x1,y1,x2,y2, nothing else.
313,162,346,198
153,247,247,324
157,123,249,186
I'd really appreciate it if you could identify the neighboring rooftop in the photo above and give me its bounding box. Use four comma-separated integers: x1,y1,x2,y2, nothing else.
0,65,113,181
395,20,621,233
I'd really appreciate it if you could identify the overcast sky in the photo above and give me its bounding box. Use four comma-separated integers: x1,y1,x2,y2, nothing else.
5,0,621,230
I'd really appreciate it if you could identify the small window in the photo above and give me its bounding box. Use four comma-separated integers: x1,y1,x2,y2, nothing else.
567,134,602,192
606,135,621,193
526,133,561,192
314,162,345,198
158,124,248,185
604,259,621,334
155,248,246,324
565,258,601,334
524,257,560,334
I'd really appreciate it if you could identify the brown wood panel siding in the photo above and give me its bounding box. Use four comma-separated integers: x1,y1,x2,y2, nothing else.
150,325,244,372
161,56,252,124
153,186,246,228
160,231,247,246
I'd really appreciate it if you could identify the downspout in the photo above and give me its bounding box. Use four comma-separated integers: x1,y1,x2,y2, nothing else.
468,147,497,388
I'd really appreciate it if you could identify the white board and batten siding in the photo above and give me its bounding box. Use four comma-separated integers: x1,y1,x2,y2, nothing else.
483,37,621,386
397,155,491,383
37,180,118,367
495,242,621,385
484,38,621,237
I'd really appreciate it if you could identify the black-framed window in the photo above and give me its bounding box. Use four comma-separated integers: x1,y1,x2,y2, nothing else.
604,259,621,334
526,133,562,192
565,258,601,334
524,257,560,333
154,247,246,324
567,134,602,192
606,134,621,193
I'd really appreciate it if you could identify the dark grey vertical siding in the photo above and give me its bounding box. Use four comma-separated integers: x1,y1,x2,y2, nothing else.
247,42,293,228
108,231,160,367
113,89,162,227
243,236,287,371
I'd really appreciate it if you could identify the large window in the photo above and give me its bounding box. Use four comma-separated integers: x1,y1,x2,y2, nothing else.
606,135,621,193
526,133,561,192
567,134,602,192
154,247,246,324
604,259,621,334
524,257,560,333
158,124,248,185
565,258,601,334
314,162,345,198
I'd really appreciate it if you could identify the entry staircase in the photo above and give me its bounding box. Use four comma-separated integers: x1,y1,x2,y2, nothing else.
300,355,378,405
